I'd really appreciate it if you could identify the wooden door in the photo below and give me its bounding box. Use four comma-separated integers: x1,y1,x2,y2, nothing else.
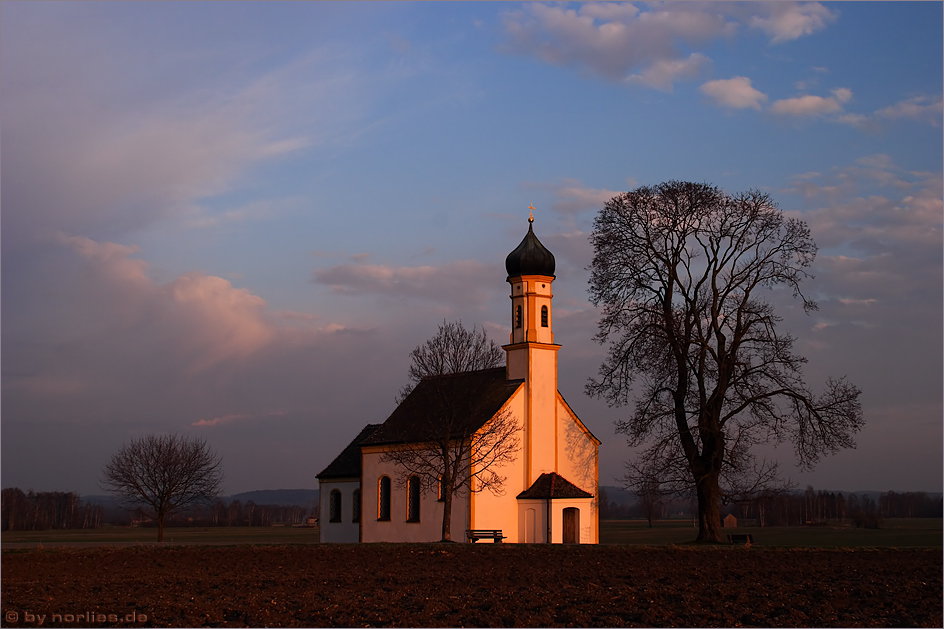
562,507,579,544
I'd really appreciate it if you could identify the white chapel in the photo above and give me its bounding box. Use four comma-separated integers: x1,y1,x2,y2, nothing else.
316,217,600,543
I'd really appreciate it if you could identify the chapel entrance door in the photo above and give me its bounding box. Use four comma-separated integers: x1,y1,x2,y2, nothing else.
562,507,579,544
525,508,536,543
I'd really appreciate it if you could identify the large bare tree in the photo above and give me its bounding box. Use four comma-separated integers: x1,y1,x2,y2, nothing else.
587,181,863,543
381,320,519,542
101,433,224,541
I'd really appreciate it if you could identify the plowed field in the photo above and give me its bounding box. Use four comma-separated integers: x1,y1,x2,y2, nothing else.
2,544,941,627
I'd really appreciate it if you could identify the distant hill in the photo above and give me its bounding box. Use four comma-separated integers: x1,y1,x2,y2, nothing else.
227,489,318,507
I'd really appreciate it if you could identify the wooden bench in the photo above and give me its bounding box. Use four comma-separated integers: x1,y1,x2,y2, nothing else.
727,534,754,544
467,529,505,543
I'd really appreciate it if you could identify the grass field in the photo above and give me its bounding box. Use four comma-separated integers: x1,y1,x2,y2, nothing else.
2,518,941,548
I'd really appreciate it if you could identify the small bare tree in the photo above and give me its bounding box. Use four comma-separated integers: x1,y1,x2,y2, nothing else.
396,319,505,403
382,320,519,541
101,433,223,541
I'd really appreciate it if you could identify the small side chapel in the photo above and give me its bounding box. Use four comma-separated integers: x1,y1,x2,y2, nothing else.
317,216,600,543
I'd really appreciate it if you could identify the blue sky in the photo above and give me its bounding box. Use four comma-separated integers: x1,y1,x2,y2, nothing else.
2,1,941,496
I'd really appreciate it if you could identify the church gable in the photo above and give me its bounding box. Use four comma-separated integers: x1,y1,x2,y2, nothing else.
316,423,381,480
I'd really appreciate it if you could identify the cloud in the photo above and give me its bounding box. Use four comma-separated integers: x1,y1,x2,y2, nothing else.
0,8,368,251
770,87,852,116
774,156,942,491
749,2,838,44
313,259,497,309
626,53,709,91
875,95,943,127
700,76,768,110
499,3,838,90
192,411,287,428
56,235,280,371
500,2,734,88
546,179,623,216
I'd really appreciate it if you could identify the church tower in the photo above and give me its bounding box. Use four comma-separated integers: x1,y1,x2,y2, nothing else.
503,214,560,484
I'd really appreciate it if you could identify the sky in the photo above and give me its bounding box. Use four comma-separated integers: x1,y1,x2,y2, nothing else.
2,1,941,497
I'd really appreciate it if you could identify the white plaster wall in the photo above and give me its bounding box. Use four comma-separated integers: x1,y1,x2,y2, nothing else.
550,499,594,544
517,499,548,543
318,478,361,543
360,449,470,543
556,396,600,543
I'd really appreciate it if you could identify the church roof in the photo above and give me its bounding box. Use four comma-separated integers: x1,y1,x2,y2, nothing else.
360,367,523,446
516,472,593,499
316,423,381,479
505,219,556,279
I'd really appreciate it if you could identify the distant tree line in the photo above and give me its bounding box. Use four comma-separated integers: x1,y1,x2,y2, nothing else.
2,488,103,531
126,499,315,529
598,485,942,528
733,487,942,528
1,488,318,531
206,499,312,527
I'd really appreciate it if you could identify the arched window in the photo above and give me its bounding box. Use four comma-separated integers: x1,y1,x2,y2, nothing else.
352,489,361,523
378,476,391,521
541,305,549,327
329,490,341,523
407,476,420,522
515,305,522,328
437,476,445,502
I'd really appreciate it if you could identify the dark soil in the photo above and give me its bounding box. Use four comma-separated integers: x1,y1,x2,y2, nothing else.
2,544,941,627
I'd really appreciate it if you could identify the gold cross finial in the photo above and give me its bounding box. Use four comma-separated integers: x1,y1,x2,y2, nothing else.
528,204,535,222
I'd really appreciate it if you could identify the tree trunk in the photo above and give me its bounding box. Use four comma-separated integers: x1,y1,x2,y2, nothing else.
157,516,165,542
694,472,723,543
441,490,453,542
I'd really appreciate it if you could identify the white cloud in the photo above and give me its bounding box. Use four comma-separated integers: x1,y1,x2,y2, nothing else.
749,2,838,44
770,88,852,116
500,3,839,90
875,95,943,127
548,179,623,216
313,259,496,309
700,76,768,110
626,53,709,91
500,2,734,88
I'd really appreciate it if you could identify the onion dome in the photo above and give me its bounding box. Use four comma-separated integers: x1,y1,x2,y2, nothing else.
505,216,556,279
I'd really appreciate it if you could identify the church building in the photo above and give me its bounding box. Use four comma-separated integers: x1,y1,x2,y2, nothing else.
317,216,600,543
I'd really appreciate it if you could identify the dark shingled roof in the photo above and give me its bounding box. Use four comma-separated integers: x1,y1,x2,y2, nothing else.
361,367,523,446
316,424,381,479
516,472,593,499
505,220,556,279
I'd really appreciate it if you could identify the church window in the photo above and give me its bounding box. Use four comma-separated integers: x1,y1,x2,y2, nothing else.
407,476,420,522
515,305,522,328
541,305,548,327
437,476,444,502
328,490,341,523
378,476,391,521
352,489,361,523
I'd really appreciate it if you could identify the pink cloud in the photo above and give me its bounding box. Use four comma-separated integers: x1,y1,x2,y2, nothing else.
192,411,288,427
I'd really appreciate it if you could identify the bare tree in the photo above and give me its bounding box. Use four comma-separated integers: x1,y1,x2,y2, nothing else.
381,320,519,542
101,433,224,541
396,319,505,403
587,181,863,543
623,459,666,528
